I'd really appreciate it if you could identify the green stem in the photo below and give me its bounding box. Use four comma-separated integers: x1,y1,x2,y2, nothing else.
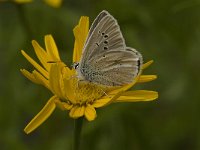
73,117,83,150
15,3,33,40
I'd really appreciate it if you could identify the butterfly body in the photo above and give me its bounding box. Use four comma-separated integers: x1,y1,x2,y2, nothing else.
75,10,143,87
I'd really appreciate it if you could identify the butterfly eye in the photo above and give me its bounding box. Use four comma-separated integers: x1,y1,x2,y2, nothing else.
73,63,79,69
101,32,105,35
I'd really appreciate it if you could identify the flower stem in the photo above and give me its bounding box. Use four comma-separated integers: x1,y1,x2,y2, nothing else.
73,117,83,150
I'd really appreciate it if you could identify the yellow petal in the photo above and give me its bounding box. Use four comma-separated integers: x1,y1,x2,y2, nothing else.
20,69,50,90
63,78,76,103
20,69,40,84
115,90,158,102
84,104,96,121
73,16,89,62
92,98,112,108
49,62,65,98
21,50,49,79
142,60,154,70
137,75,157,83
69,105,85,118
32,40,50,71
63,68,76,103
32,70,50,90
45,35,60,61
62,65,74,79
43,0,62,8
55,100,73,111
24,96,57,134
93,91,124,108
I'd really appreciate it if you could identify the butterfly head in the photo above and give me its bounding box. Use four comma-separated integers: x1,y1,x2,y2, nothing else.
72,62,86,83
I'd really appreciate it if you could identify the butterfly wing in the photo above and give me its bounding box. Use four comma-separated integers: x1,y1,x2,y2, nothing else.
85,47,143,86
77,11,142,86
86,10,108,38
80,10,126,62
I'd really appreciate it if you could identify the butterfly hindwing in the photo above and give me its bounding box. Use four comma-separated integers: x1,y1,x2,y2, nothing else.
84,47,143,86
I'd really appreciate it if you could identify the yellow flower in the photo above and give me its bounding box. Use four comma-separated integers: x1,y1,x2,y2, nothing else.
3,0,62,8
0,0,32,3
21,16,158,134
43,0,62,8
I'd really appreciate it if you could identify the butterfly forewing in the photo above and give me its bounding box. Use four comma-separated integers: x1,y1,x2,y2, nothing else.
81,10,125,62
87,11,108,38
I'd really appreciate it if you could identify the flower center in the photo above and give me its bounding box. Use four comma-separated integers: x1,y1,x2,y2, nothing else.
73,81,108,104
63,68,116,106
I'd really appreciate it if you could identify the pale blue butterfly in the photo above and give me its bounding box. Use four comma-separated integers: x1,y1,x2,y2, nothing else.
74,10,143,86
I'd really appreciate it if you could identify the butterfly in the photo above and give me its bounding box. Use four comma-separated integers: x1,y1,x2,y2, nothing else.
74,10,143,87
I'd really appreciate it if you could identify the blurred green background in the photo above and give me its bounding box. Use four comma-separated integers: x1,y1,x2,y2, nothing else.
1,0,200,150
